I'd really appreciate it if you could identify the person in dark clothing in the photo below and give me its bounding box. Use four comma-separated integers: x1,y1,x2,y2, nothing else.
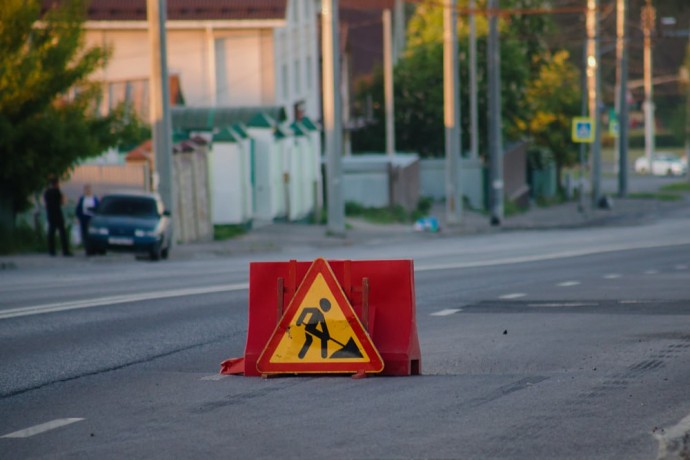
43,177,72,256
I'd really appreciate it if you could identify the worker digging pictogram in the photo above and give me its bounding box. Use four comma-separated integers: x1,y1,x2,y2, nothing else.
256,258,383,374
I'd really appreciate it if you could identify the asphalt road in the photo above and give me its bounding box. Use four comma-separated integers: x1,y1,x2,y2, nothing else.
1,205,690,459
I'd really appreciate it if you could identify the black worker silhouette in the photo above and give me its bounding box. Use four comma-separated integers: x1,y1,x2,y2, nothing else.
296,298,363,360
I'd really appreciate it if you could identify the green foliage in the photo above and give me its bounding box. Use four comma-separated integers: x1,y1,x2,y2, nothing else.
345,198,436,224
214,224,248,241
351,0,552,157
0,0,141,218
659,182,690,194
518,50,581,190
0,221,46,255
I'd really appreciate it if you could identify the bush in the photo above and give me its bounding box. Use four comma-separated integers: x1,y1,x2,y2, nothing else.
0,222,46,255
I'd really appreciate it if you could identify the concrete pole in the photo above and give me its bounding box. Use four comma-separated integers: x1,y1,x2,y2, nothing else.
383,9,395,157
147,0,174,216
469,0,479,160
322,0,345,236
579,41,588,213
642,0,656,174
616,0,629,197
444,0,462,225
393,0,405,63
487,0,503,226
586,0,602,207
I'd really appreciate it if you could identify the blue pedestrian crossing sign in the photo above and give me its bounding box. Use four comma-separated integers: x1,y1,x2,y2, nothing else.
572,117,594,143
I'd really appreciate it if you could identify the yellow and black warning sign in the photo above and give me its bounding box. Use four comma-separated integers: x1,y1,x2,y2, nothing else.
256,258,384,374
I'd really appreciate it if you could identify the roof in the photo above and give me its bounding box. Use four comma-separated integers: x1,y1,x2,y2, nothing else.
171,106,287,131
43,0,287,22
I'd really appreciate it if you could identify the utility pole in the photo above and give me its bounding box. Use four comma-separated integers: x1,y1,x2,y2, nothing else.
642,0,656,174
469,0,479,160
579,41,588,213
487,0,503,225
444,0,462,225
615,0,629,197
322,0,345,236
586,0,602,207
147,0,174,216
383,9,395,157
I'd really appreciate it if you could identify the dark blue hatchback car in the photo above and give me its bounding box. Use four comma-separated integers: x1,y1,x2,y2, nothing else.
87,192,173,260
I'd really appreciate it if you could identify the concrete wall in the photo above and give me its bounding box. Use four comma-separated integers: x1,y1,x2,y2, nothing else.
419,158,484,210
173,147,212,243
341,154,420,212
208,141,253,225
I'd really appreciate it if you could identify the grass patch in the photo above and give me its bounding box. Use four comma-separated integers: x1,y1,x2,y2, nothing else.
660,182,690,193
0,222,47,255
344,197,436,224
214,224,248,241
628,192,684,201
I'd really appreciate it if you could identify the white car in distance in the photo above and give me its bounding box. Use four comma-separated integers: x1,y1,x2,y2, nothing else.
634,152,688,176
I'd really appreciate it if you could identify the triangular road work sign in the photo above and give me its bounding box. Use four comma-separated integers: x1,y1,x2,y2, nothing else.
256,258,384,374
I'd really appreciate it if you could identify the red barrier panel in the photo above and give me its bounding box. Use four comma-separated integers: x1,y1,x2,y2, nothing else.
220,258,421,377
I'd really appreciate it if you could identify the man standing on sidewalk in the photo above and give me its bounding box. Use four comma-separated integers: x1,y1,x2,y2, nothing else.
43,176,72,257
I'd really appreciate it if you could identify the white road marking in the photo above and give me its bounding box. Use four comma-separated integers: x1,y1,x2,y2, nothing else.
201,374,228,381
0,283,249,321
645,269,659,275
557,281,580,287
619,300,651,304
430,308,462,316
1,418,84,439
528,302,597,308
414,239,690,273
604,274,621,279
499,293,526,299
675,264,688,270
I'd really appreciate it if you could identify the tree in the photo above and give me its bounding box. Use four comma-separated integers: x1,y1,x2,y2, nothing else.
0,0,134,228
351,0,551,157
516,50,581,191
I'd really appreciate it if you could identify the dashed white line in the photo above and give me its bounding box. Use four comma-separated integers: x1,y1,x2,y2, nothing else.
675,265,688,270
557,281,580,287
1,418,84,439
528,302,597,308
201,374,228,381
604,274,621,279
430,308,463,316
499,293,526,300
645,269,659,275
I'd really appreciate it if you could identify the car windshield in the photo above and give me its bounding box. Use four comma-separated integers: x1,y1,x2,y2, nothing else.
98,196,159,217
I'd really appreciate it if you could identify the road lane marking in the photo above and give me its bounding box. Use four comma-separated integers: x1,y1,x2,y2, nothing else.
499,293,526,299
1,418,84,438
201,374,228,381
604,274,621,279
645,269,659,275
528,302,597,308
557,281,580,287
675,264,688,270
430,308,462,316
414,239,690,273
0,283,249,320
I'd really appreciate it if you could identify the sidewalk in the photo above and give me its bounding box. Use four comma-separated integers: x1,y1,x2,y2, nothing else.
2,193,688,271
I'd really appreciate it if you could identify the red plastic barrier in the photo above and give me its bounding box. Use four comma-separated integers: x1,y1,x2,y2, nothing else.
220,258,421,376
